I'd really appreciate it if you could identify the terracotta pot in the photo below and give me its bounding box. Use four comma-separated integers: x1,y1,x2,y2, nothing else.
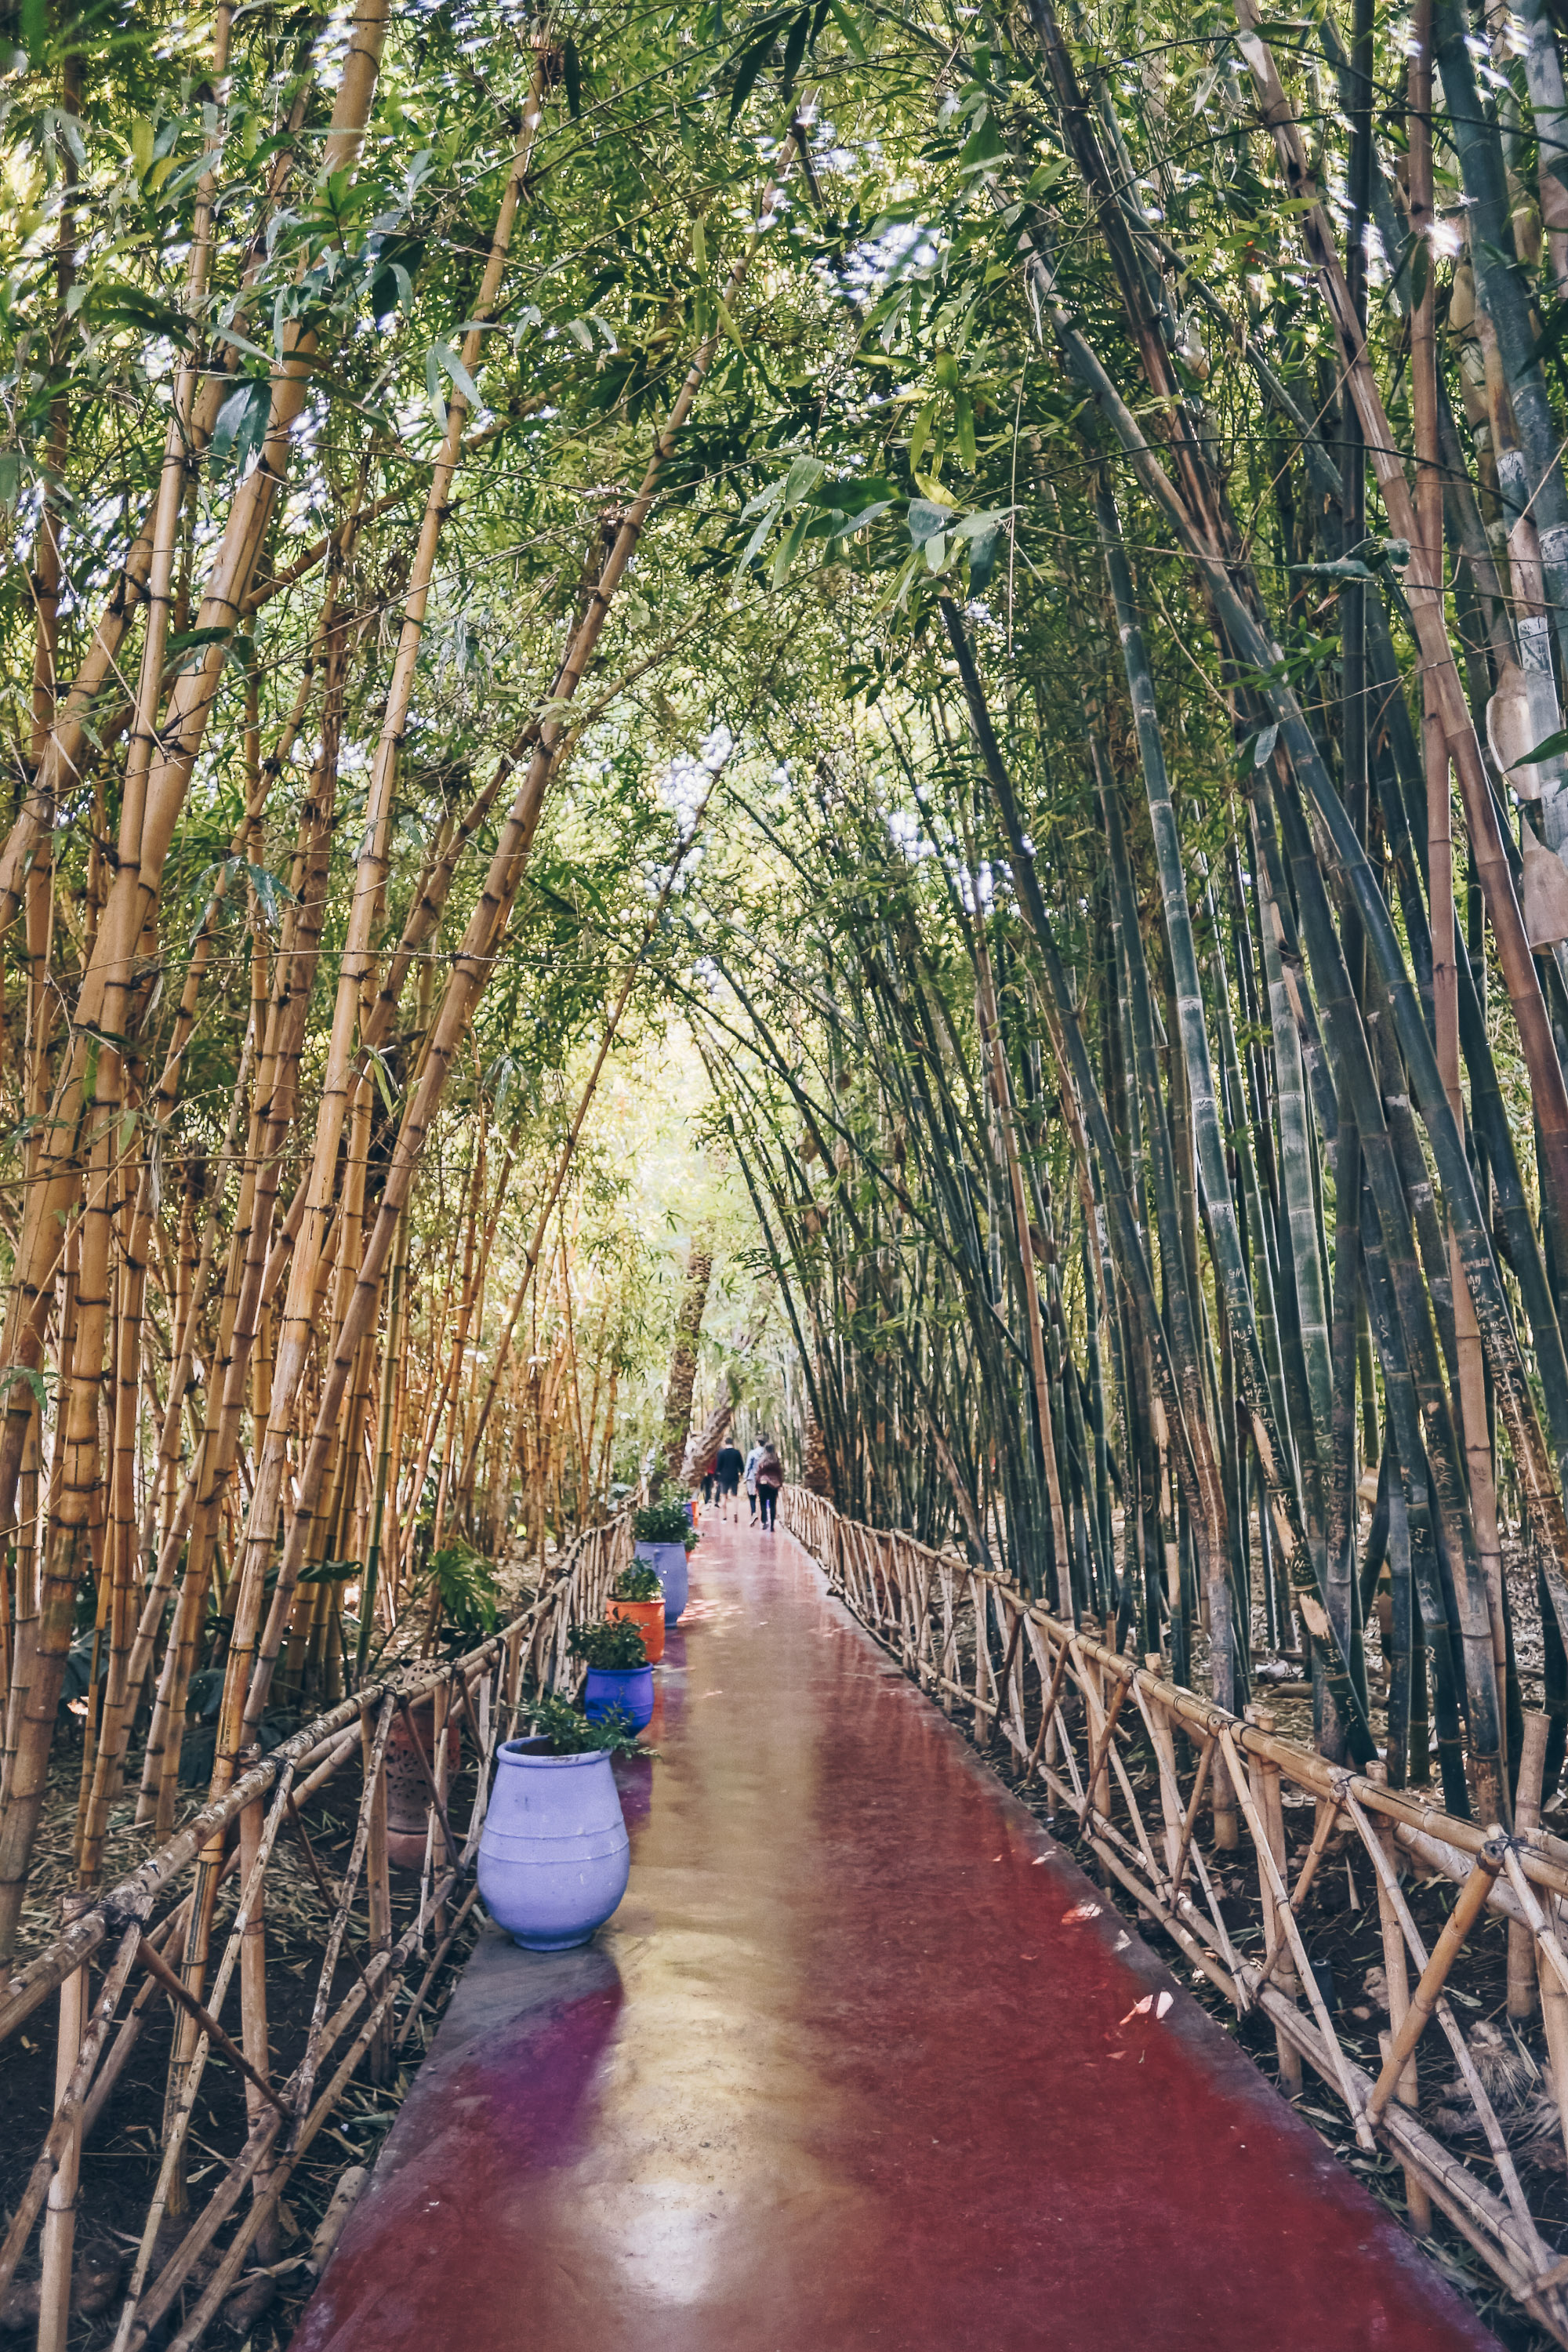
607,1594,665,1664
384,1698,461,1870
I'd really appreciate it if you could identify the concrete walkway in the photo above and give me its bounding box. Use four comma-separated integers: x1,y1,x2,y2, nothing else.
292,1511,1497,2352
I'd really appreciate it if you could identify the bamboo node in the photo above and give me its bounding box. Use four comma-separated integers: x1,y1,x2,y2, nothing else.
101,1885,154,1931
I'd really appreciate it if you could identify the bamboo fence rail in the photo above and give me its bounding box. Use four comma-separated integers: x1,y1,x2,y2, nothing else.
0,1511,630,2352
782,1486,1568,2343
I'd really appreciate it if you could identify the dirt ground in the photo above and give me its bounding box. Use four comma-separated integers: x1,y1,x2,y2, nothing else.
1,1542,569,2352
0,1730,488,2352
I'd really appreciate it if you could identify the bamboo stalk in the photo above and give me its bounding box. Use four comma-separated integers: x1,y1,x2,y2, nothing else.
37,1951,87,2352
0,0,395,1964
364,1696,393,2085
134,1938,285,2114
1513,1714,1550,2020
239,129,809,1746
1245,1708,1304,2095
1367,1842,1505,2123
1029,168,1568,1715
216,78,546,1805
0,1923,140,2303
939,605,1244,1730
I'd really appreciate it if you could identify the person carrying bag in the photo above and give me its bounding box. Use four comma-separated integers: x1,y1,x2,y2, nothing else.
754,1439,783,1532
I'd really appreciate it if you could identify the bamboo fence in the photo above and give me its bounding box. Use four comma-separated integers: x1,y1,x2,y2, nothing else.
0,1512,630,2352
782,1486,1568,2343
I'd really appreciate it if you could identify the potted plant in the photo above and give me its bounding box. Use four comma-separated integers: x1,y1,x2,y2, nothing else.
633,1497,697,1624
608,1561,666,1663
570,1614,656,1730
477,1696,645,1951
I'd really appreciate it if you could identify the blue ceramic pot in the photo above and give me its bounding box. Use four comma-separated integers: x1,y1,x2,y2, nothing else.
477,1737,630,1952
583,1662,655,1733
635,1539,689,1626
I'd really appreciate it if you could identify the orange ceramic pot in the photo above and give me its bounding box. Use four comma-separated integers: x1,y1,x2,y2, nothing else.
607,1595,665,1665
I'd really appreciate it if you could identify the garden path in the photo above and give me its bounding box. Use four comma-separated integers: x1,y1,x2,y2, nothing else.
290,1508,1498,2352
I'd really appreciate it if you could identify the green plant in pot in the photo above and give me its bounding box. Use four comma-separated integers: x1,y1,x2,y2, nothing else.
571,1617,653,1669
608,1561,667,1662
632,1499,694,1625
570,1614,657,1731
520,1693,648,1756
613,1564,662,1602
633,1497,698,1551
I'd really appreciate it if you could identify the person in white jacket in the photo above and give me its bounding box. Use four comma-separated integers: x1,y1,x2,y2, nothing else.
743,1440,763,1525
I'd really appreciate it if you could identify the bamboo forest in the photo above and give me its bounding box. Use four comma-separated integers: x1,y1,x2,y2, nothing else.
20,0,1568,2344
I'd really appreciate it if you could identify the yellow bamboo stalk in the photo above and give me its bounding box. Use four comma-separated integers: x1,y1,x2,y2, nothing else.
216,74,546,1796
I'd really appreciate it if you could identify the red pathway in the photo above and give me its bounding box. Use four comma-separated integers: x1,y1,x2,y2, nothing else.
292,1511,1498,2352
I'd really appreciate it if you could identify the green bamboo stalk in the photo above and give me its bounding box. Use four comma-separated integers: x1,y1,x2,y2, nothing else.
1053,308,1568,1700
1205,868,1292,1494
942,597,1377,1763
1097,485,1360,1731
1357,1203,1465,1802
1098,753,1204,1670
1269,764,1500,1811
1323,1109,1364,1756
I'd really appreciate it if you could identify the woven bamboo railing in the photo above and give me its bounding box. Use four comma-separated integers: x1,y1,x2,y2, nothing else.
782,1487,1568,2344
0,1511,630,2352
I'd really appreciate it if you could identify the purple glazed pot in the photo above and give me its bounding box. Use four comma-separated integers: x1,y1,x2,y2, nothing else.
583,1662,655,1733
477,1736,630,1952
634,1539,689,1626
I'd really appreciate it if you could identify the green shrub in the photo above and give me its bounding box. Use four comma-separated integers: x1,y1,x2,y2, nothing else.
613,1563,662,1602
430,1543,502,1639
633,1497,691,1544
568,1614,652,1669
521,1693,646,1756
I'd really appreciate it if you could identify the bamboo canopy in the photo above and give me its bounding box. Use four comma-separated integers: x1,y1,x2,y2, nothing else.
15,0,1568,2334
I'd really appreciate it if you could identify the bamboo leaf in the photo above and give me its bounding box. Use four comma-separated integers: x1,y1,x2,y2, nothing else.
208,379,271,476
728,19,786,122
907,496,950,547
966,521,1004,590
780,4,812,97
782,456,825,506
431,339,481,408
1513,728,1568,768
826,0,868,59
771,509,812,585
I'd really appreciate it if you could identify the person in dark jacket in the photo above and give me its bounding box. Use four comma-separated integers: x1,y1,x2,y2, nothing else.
714,1439,745,1521
754,1438,783,1532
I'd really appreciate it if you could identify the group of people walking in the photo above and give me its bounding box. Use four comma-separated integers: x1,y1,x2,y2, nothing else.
706,1434,783,1529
